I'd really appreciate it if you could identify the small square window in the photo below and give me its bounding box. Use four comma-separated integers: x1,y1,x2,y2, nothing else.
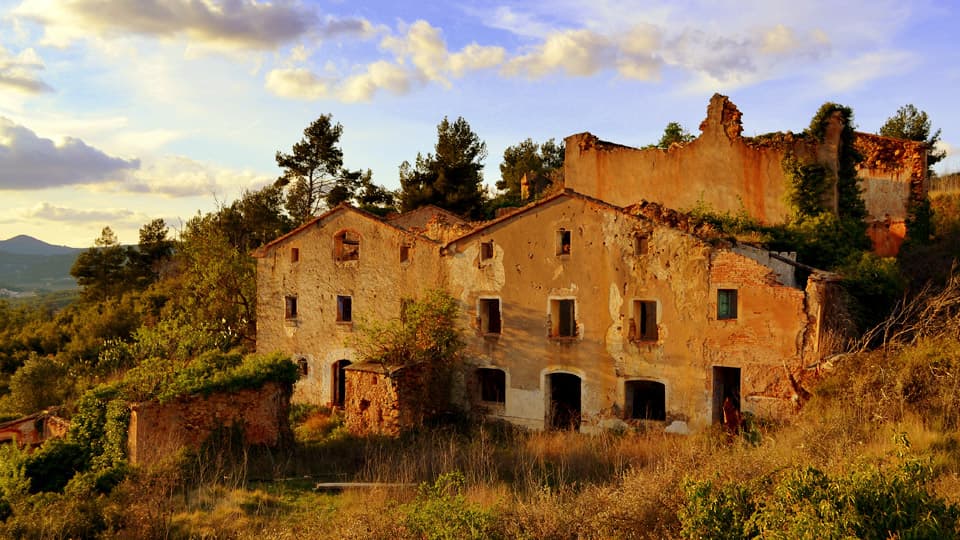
476,368,506,403
291,247,300,262
285,296,298,320
478,298,501,334
556,229,571,255
337,295,353,322
480,240,494,261
550,299,576,337
335,231,360,261
400,244,410,263
717,289,738,320
634,234,649,255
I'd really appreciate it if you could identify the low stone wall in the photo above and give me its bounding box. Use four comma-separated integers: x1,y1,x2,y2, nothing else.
127,382,292,466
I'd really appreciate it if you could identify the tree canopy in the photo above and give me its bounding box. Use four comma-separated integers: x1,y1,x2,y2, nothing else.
497,138,564,201
399,116,488,219
651,122,695,149
879,104,945,170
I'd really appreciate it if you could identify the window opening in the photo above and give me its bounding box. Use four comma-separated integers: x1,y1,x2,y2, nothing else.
550,299,576,337
337,295,352,322
548,373,581,431
717,289,738,320
634,234,649,255
556,229,571,255
476,368,506,403
284,296,298,320
479,298,502,334
297,357,308,376
480,240,494,261
291,247,300,262
399,244,410,263
625,380,666,420
633,300,658,341
335,230,360,261
332,360,352,408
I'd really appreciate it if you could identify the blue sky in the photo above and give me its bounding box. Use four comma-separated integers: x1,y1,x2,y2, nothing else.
1,0,958,247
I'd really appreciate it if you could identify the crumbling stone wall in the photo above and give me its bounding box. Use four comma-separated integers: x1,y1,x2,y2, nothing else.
564,94,835,223
127,382,291,466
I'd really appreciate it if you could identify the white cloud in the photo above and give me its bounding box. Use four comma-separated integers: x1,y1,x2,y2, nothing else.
23,202,136,223
13,0,372,50
0,117,139,189
503,29,615,78
0,45,52,94
265,67,334,100
823,50,916,91
337,61,412,103
118,155,270,198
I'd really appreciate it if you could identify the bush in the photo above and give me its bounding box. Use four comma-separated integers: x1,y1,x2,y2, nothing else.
402,471,498,540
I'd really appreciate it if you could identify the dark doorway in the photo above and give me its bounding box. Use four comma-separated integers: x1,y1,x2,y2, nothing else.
626,380,666,420
548,373,581,431
333,359,352,408
712,366,741,424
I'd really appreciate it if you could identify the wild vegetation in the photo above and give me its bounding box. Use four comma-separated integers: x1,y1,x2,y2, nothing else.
0,104,958,537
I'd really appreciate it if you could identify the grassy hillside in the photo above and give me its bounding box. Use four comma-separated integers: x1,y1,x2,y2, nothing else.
0,251,78,292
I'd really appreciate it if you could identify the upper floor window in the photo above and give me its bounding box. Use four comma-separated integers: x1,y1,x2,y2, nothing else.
290,247,300,262
549,298,577,338
634,234,649,256
556,229,571,255
633,300,658,341
334,230,360,261
480,240,494,261
717,289,738,320
284,295,298,320
478,298,502,334
337,295,353,322
400,244,411,263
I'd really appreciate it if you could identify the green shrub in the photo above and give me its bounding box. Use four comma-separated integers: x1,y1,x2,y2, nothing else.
679,478,756,540
402,471,497,540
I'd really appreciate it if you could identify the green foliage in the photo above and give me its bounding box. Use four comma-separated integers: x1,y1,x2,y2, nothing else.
838,253,905,332
496,137,564,201
679,479,757,540
402,471,497,540
70,227,129,302
275,113,346,224
880,104,945,169
4,353,69,414
351,289,463,367
24,438,88,493
783,157,830,219
400,116,488,219
0,444,29,520
651,121,696,149
807,102,866,222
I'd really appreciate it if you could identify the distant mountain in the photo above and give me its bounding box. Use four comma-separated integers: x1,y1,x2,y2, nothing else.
0,236,82,292
0,235,83,256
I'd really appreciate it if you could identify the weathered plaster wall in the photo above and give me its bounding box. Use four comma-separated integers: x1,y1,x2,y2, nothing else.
0,411,69,448
255,208,445,406
563,94,834,222
447,194,818,431
127,382,291,466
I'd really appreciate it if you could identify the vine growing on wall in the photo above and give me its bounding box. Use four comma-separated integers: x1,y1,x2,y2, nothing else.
806,103,867,222
782,157,830,219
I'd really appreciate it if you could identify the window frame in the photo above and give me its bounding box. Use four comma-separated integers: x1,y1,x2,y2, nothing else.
284,295,298,320
634,234,649,256
290,247,300,263
632,299,659,342
549,298,577,338
476,368,506,404
336,295,353,323
717,289,738,320
556,229,572,256
479,240,494,261
478,297,502,335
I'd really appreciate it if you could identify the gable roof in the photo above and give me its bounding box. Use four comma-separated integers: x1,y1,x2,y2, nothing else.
386,204,470,231
252,203,434,258
442,189,638,249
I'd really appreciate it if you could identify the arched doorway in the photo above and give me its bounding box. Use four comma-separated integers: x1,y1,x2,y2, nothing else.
332,359,352,408
547,372,581,431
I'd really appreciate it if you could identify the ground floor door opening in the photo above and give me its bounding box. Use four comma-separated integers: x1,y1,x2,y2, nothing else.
712,366,741,424
332,359,352,408
547,373,581,431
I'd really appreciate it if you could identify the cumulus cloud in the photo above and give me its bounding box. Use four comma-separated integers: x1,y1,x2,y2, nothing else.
0,117,139,190
0,45,52,94
504,29,615,78
120,155,270,198
14,0,370,50
23,202,135,223
266,19,504,102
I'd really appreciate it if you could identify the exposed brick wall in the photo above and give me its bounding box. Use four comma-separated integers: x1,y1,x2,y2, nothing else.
127,382,292,466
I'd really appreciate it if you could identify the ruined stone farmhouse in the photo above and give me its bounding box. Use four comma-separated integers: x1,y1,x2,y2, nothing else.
254,95,925,433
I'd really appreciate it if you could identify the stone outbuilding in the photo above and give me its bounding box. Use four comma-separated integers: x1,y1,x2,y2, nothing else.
0,409,70,449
